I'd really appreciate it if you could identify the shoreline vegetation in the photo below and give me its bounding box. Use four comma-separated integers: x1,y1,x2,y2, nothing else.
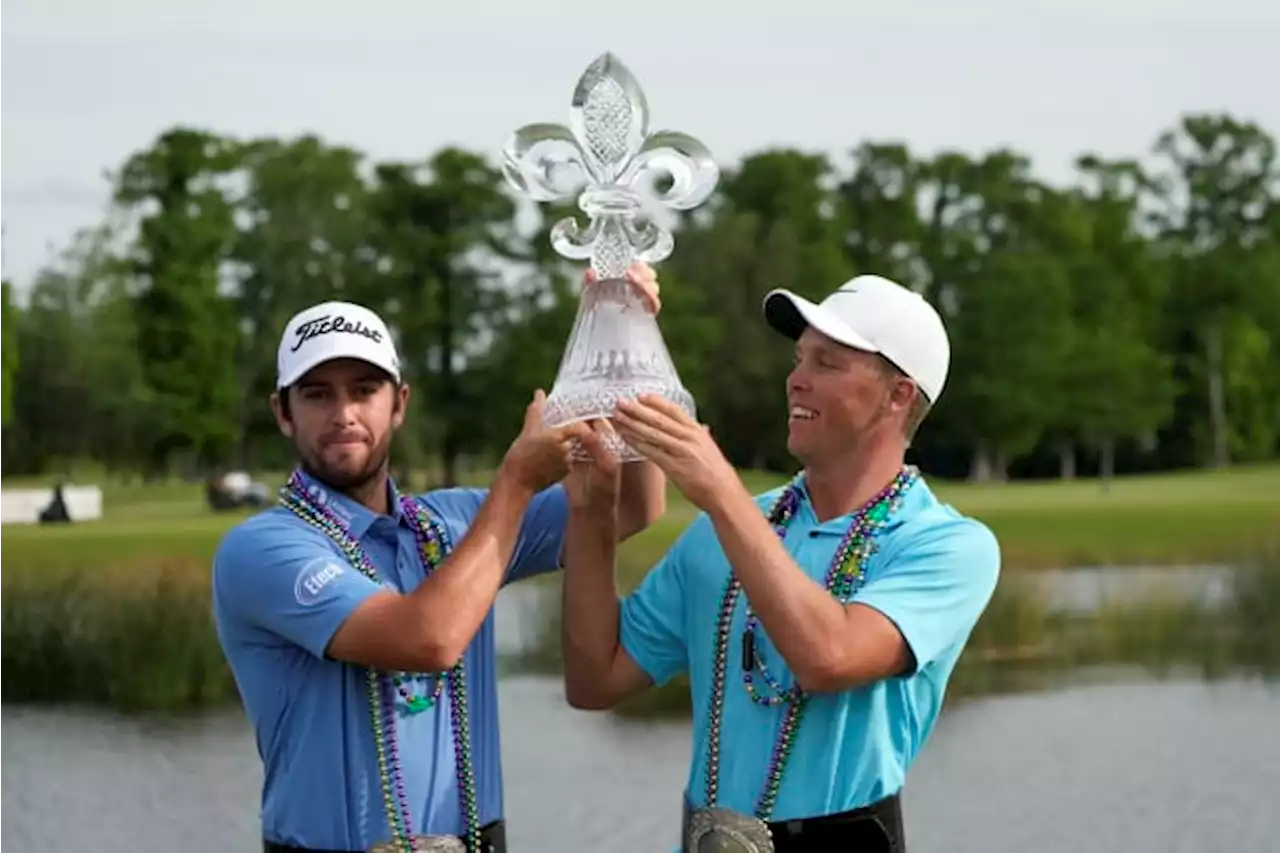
510,543,1280,720
3,464,1278,714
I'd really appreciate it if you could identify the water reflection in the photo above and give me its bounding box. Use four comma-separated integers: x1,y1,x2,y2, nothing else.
3,676,1279,852
902,676,1280,853
4,558,1278,852
1023,563,1236,613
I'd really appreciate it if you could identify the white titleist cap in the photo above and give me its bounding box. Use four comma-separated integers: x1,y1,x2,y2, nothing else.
276,301,401,390
762,275,951,403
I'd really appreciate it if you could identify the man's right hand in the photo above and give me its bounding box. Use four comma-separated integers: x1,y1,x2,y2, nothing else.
499,389,591,495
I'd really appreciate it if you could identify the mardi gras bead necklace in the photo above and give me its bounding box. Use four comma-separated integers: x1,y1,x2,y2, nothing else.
278,471,481,853
702,465,918,819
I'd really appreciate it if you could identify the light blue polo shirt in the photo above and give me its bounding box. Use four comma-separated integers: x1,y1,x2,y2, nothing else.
211,471,568,849
620,475,1000,822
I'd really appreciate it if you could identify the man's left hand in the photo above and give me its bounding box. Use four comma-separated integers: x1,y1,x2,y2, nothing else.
612,394,738,512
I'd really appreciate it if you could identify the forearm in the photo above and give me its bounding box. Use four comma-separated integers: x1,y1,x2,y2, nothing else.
706,486,849,691
408,470,534,664
617,459,666,540
561,507,627,708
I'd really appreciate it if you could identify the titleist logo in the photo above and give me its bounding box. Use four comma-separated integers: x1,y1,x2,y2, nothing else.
291,314,383,352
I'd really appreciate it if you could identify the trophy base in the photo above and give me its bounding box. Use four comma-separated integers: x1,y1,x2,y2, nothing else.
542,381,696,464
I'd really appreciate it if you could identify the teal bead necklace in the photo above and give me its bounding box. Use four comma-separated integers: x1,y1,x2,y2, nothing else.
702,466,918,819
279,470,481,853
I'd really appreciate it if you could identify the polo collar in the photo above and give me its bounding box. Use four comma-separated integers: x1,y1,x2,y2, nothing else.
791,468,932,535
292,469,405,540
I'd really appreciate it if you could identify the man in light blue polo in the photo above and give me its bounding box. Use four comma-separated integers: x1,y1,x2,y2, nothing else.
212,265,666,853
560,274,1000,852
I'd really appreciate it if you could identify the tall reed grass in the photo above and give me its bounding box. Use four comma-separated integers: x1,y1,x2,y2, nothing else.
7,549,1277,715
1,557,236,711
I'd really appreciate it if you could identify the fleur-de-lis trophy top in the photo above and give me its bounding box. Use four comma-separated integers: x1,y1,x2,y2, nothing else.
503,53,719,278
502,53,720,460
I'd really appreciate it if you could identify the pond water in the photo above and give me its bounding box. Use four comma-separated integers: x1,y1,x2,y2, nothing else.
1018,563,1237,613
4,571,1278,852
4,675,1279,852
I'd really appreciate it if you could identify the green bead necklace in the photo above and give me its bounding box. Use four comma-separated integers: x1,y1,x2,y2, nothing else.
279,471,481,853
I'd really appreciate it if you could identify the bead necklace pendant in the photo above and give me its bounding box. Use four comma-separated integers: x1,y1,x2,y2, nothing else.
703,466,921,821
741,627,756,672
280,474,481,851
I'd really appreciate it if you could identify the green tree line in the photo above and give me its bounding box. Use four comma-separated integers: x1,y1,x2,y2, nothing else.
2,112,1278,484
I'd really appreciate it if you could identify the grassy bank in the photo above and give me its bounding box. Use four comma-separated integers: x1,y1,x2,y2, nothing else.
2,464,1278,713
6,463,1278,572
609,463,1280,589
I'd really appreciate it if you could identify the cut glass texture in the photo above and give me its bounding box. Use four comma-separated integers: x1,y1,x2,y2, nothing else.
503,53,719,461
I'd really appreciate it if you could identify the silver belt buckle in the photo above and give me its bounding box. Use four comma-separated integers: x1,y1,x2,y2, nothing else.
369,836,468,853
684,806,774,853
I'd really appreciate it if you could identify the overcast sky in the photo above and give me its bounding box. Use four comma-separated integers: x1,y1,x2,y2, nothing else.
3,0,1278,291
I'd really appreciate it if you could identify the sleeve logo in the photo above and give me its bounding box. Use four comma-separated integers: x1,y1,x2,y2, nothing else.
294,557,345,606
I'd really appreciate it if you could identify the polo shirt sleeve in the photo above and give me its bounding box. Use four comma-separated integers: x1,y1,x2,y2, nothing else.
851,517,1001,674
212,516,383,659
419,484,569,585
618,519,696,687
507,484,569,583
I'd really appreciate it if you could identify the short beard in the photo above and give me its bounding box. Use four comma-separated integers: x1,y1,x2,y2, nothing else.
297,439,391,495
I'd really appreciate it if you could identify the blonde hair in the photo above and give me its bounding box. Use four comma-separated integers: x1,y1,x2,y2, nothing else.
876,356,933,445
904,393,932,445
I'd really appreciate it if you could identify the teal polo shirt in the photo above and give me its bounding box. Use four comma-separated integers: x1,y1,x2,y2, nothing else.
619,475,1000,822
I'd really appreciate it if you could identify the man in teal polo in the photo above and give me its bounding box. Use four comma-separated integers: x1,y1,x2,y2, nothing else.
559,274,1001,851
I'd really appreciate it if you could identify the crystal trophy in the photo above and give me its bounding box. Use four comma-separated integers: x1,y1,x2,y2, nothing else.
502,52,720,461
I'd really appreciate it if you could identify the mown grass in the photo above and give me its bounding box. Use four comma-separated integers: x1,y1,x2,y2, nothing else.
607,463,1280,590
10,463,1273,573
2,463,1278,714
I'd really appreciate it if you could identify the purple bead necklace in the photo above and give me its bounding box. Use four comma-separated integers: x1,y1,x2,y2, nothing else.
702,465,918,819
278,470,481,853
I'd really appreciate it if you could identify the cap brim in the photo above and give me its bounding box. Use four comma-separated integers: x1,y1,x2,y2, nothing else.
762,289,878,353
278,352,399,389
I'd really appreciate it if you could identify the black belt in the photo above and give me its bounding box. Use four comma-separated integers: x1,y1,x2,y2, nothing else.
766,794,904,853
263,819,506,853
